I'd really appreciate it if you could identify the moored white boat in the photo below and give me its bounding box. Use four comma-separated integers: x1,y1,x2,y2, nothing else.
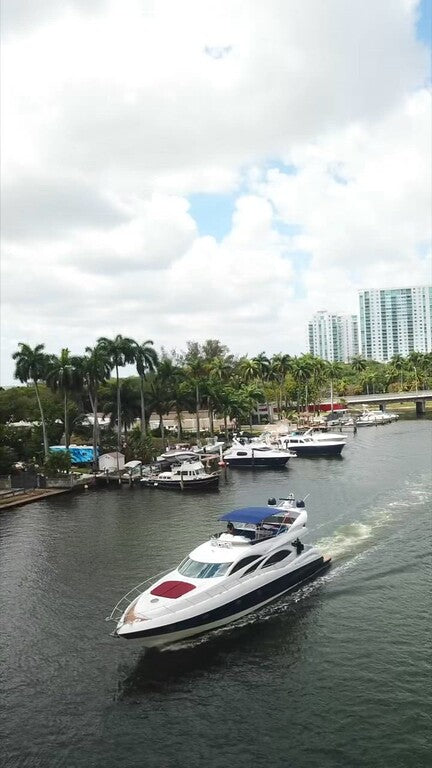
278,429,346,456
355,408,399,426
223,438,294,468
107,496,331,647
140,459,219,491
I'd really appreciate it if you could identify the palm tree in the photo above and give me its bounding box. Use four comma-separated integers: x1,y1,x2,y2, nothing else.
46,348,81,449
407,351,424,391
148,374,175,448
184,355,208,441
97,335,137,472
135,340,158,436
253,352,271,423
326,361,344,412
360,369,377,395
237,357,262,426
209,357,234,440
351,356,367,375
12,343,50,460
291,356,313,415
101,379,141,435
389,354,406,391
269,354,292,418
84,345,111,470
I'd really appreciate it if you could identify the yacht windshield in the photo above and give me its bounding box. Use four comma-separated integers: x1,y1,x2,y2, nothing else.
178,558,232,578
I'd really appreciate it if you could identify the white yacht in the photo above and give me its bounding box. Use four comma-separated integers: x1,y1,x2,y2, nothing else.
278,430,346,456
157,437,225,464
355,408,400,426
297,427,347,443
140,459,219,491
107,497,331,646
223,438,294,468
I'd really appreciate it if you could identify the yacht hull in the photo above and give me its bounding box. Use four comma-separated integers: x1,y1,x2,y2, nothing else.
117,555,331,646
224,456,289,468
285,444,344,457
141,475,219,490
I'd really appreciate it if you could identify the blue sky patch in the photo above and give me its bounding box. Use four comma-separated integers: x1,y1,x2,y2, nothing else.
188,193,235,240
416,0,431,46
286,251,312,300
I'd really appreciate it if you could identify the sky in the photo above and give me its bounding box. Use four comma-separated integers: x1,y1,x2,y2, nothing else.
1,0,431,385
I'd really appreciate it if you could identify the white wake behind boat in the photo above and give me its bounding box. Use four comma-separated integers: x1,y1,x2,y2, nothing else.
106,495,331,647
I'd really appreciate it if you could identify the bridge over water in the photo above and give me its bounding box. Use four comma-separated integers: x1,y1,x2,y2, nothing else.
343,390,432,415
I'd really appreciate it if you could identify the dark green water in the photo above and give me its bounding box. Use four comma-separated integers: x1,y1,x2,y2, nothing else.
1,420,431,768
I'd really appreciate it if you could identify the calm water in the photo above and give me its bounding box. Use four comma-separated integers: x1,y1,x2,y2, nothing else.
1,420,431,768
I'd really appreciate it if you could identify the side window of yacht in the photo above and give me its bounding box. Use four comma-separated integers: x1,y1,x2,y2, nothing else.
261,550,291,568
243,558,265,575
229,555,260,575
178,558,232,578
236,451,248,456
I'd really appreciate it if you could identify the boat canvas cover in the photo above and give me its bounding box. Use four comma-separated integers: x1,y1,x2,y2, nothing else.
50,446,96,464
219,507,277,524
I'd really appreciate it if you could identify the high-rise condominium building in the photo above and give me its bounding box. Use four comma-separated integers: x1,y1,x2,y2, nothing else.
358,286,432,361
308,311,359,363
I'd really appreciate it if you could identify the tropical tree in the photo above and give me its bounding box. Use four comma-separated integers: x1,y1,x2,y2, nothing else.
253,352,271,422
97,335,137,471
351,356,368,375
389,354,406,392
407,351,424,391
208,357,235,439
83,345,112,470
184,355,208,441
325,361,344,412
135,340,158,436
45,348,81,449
147,373,175,448
360,369,377,395
291,355,313,415
101,378,141,435
12,343,50,460
269,354,292,418
237,357,262,426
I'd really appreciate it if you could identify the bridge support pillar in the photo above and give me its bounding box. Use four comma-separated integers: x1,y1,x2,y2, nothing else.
415,399,426,415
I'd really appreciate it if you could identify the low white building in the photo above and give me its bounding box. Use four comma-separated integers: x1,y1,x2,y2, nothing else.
98,452,125,472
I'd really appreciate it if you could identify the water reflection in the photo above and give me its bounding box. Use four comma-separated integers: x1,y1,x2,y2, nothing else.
115,592,320,699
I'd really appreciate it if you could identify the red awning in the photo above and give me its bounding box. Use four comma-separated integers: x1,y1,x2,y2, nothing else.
150,580,196,599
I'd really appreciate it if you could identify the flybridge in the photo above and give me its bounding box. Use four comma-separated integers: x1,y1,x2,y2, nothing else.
218,507,295,524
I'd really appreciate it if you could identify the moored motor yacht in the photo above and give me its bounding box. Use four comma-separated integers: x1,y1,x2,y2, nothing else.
278,430,346,456
107,497,331,646
223,438,294,468
140,459,219,491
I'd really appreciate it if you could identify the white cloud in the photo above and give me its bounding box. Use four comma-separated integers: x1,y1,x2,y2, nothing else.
1,0,430,384
258,88,431,294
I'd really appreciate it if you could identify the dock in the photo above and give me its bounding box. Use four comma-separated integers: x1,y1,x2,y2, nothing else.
0,487,74,510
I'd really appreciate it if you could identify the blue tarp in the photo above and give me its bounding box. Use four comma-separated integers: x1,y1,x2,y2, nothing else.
50,446,97,464
218,507,276,524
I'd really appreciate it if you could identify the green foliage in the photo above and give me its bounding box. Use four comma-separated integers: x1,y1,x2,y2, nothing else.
0,445,18,474
125,427,156,463
44,450,72,474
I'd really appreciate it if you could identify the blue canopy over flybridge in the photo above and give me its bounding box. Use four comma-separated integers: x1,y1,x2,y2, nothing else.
49,446,97,464
218,507,278,525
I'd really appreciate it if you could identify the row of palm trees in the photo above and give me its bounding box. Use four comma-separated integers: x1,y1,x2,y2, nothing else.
12,336,157,466
12,339,432,466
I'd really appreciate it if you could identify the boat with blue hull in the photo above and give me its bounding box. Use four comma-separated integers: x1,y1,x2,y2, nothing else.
107,496,331,647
